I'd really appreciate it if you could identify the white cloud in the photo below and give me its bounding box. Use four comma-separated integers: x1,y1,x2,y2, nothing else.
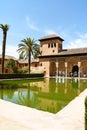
64,33,87,49
6,45,19,59
0,45,19,59
26,16,39,31
44,29,57,35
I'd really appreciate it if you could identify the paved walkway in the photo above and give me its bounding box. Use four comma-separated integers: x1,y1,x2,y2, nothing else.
0,89,87,130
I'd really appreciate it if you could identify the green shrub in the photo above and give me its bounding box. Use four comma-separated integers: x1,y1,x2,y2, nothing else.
0,73,44,79
85,96,87,130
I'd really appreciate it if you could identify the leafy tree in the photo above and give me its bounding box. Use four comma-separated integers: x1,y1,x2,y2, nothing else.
5,59,18,73
17,37,40,74
18,66,28,74
0,24,9,73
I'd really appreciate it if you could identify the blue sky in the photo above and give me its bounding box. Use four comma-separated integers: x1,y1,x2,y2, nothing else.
0,0,87,58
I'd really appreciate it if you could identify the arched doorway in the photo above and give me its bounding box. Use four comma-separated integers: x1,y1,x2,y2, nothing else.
72,65,79,77
50,62,56,76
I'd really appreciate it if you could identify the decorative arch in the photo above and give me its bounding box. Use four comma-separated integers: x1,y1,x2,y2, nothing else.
67,57,78,75
50,62,56,76
80,60,87,76
72,65,79,77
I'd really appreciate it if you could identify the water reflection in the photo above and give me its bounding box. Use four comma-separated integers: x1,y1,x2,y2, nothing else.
0,87,16,100
0,78,87,113
17,83,30,106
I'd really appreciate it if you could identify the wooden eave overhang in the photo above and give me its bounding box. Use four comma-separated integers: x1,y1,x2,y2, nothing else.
38,52,87,58
39,34,64,41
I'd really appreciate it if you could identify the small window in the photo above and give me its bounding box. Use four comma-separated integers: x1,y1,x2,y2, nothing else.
35,64,37,67
53,50,55,53
40,63,42,66
54,43,56,47
51,43,53,48
25,64,27,66
5,69,8,73
48,44,50,48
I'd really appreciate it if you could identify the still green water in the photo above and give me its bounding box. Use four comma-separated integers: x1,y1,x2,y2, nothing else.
0,78,87,113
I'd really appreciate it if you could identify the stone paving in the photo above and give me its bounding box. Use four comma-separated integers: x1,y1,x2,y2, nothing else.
0,89,87,130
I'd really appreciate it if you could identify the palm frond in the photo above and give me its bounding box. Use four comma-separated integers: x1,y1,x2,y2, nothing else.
0,24,9,31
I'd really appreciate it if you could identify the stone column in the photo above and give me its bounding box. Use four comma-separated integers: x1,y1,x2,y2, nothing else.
56,60,59,77
78,61,81,78
65,62,68,78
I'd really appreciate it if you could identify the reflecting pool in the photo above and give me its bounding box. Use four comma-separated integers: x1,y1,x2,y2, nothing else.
0,78,87,113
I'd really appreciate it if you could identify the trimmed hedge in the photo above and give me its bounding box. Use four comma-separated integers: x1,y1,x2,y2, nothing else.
85,96,87,130
0,73,44,79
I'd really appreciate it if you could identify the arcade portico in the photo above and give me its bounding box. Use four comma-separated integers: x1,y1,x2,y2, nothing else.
38,34,87,77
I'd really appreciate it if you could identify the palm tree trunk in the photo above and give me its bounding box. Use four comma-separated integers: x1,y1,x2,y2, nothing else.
2,31,7,73
28,51,31,74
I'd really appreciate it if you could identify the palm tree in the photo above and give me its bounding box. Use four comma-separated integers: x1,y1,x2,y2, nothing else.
0,24,9,73
33,44,40,59
17,83,31,107
17,37,40,74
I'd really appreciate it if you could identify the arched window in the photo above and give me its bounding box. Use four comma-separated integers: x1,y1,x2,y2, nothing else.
54,43,56,47
51,43,53,48
72,65,79,77
48,44,50,48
